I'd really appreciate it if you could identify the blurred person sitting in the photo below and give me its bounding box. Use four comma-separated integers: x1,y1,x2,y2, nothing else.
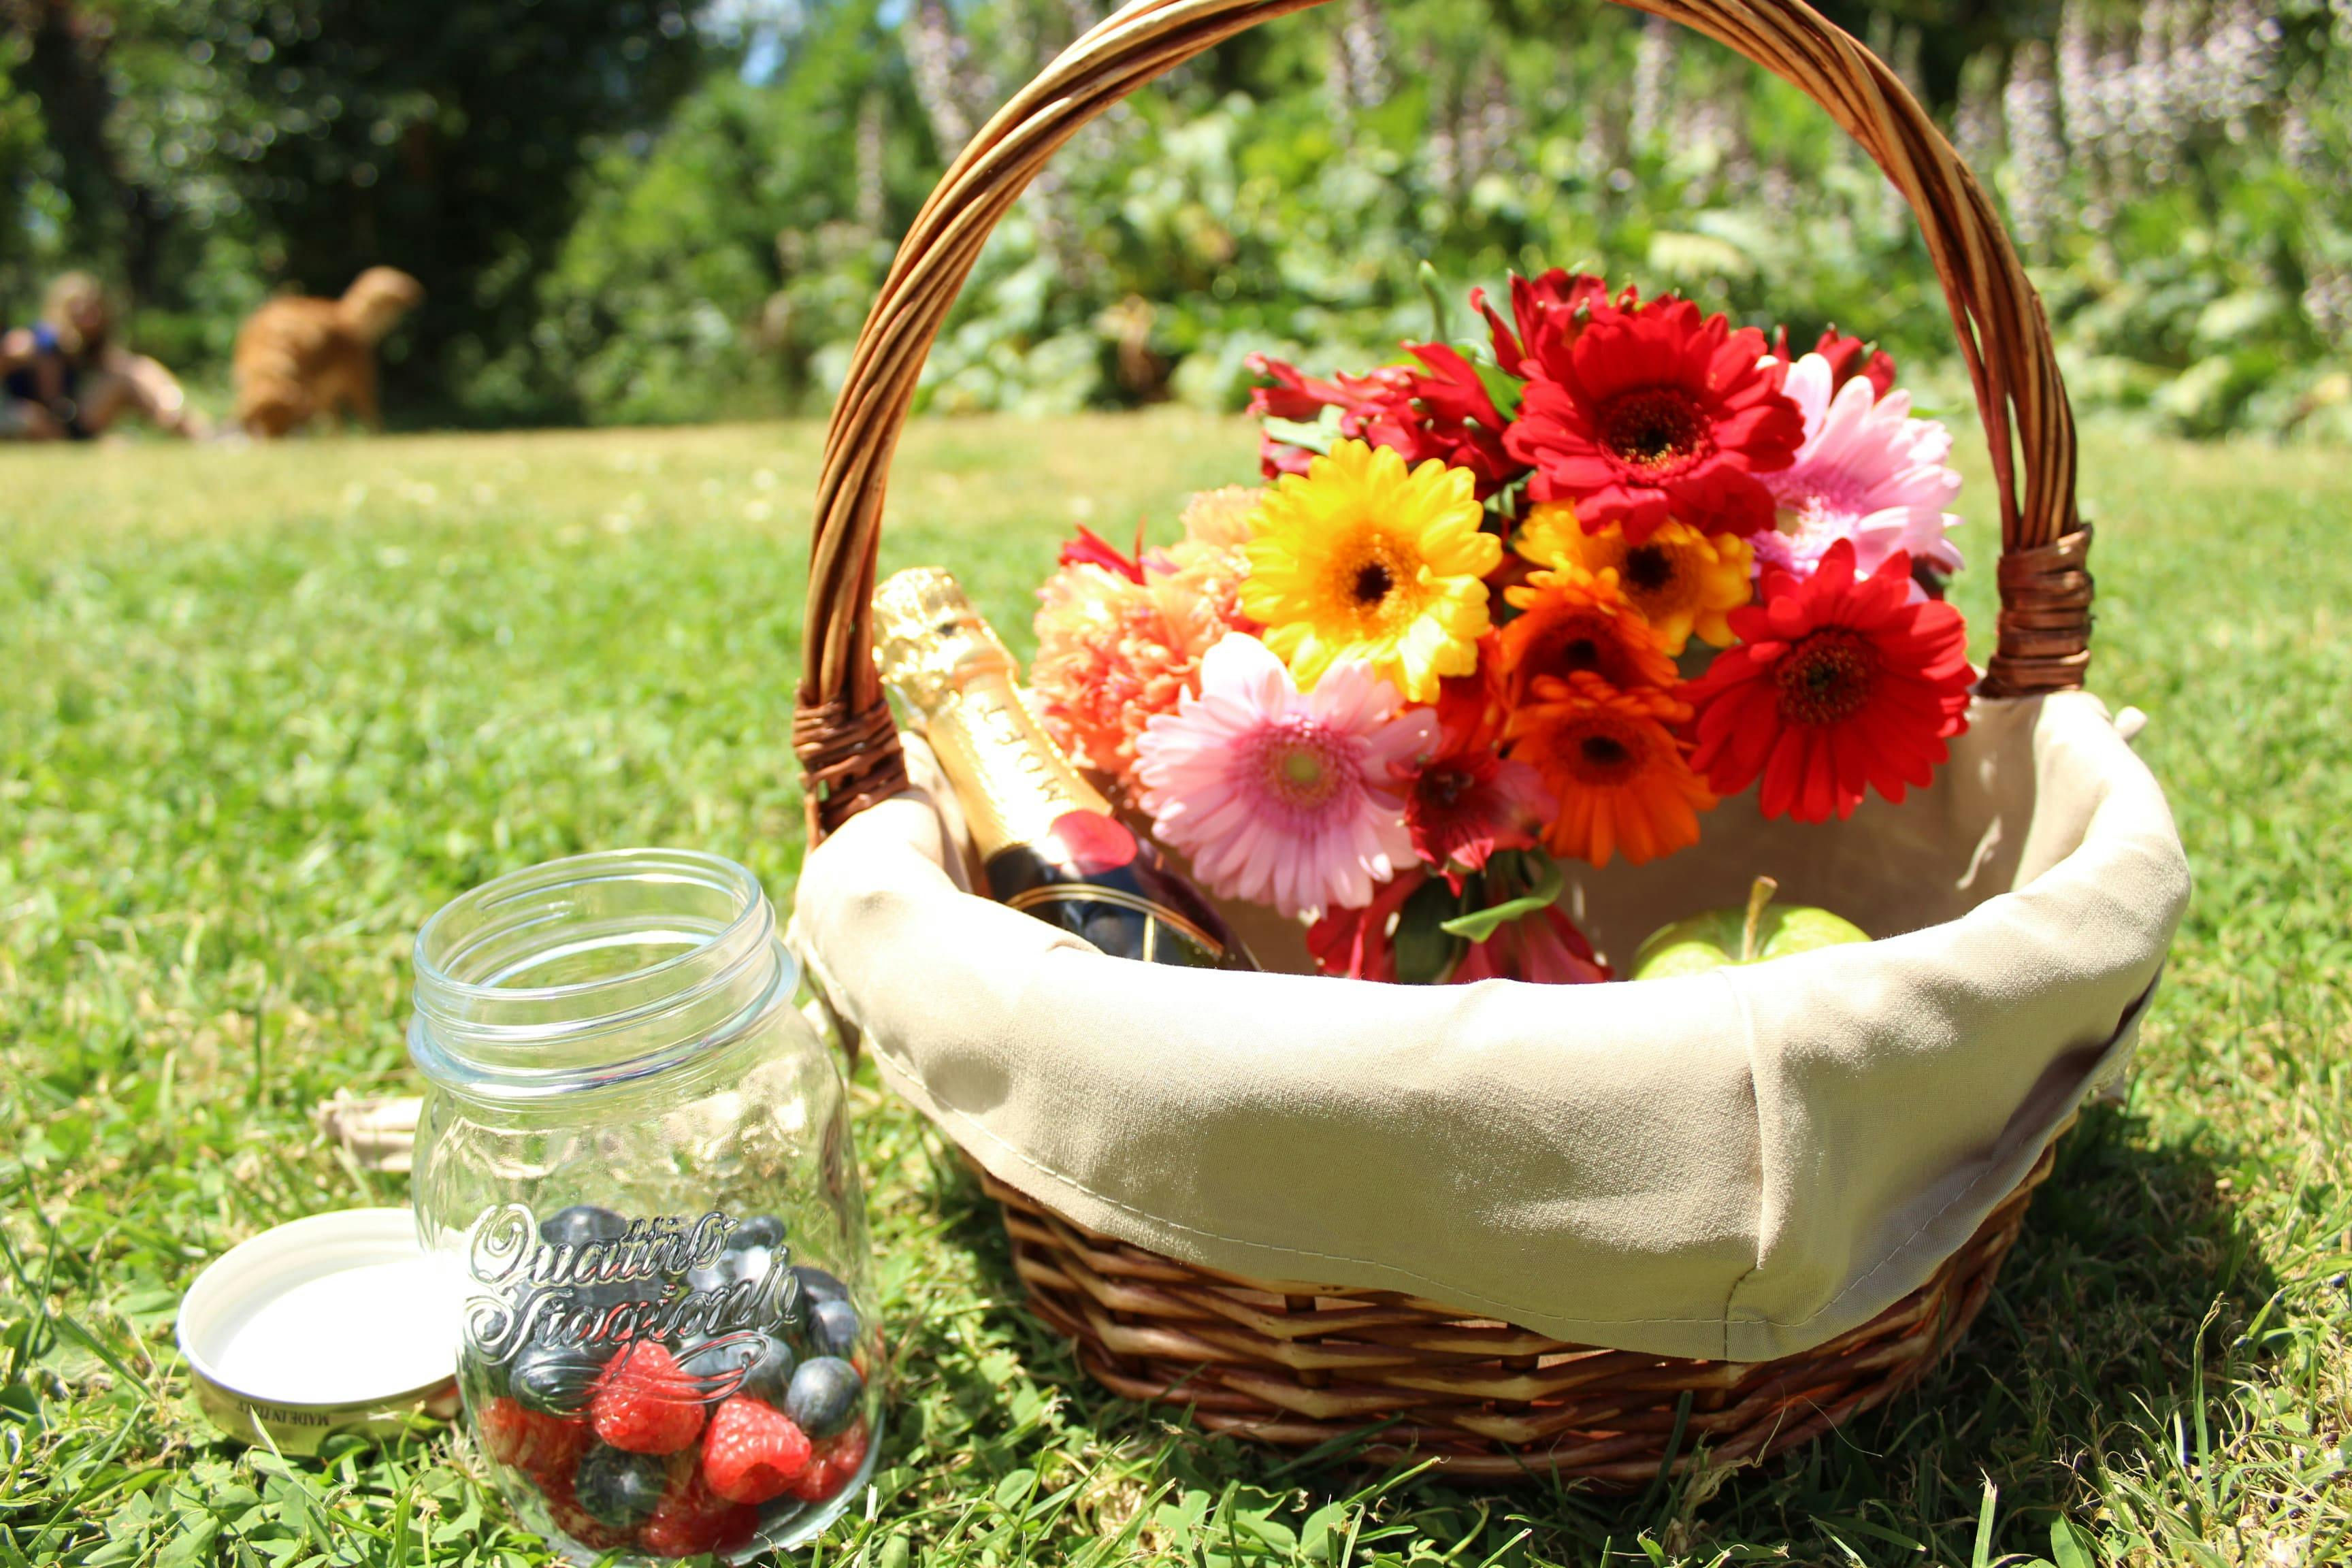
0,272,208,442
233,267,423,438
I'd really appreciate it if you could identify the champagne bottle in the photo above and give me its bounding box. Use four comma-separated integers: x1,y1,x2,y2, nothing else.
872,568,1258,972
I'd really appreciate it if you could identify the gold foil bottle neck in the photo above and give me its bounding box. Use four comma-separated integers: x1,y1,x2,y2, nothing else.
872,568,1015,715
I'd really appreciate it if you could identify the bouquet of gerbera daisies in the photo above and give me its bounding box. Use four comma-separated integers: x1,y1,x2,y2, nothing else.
1028,269,1976,985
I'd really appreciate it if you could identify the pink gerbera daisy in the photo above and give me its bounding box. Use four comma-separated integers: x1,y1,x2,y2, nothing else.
1135,635,1434,919
1754,352,1965,587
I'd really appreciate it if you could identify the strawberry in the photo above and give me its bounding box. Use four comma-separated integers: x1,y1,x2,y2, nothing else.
699,1394,813,1505
637,1455,759,1558
787,1419,870,1504
589,1342,707,1455
478,1396,590,1480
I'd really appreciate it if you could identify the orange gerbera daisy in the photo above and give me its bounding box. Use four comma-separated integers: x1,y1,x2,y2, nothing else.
1495,566,1678,710
1516,502,1753,654
1507,672,1716,866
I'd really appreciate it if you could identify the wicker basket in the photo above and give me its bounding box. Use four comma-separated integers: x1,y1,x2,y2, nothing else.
794,0,2100,1488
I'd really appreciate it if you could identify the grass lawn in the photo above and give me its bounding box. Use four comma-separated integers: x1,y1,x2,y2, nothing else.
2,412,2347,1567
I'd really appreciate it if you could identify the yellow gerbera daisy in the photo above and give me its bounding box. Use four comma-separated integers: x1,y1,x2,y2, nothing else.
1241,440,1501,703
1516,501,1753,654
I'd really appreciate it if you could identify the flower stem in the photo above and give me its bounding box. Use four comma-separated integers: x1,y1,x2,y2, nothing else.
1742,876,1778,964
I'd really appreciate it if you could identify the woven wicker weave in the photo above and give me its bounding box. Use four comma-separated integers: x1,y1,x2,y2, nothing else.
978,1133,2061,1485
796,0,2097,1486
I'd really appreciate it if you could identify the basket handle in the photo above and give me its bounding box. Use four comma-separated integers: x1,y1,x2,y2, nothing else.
796,0,2090,840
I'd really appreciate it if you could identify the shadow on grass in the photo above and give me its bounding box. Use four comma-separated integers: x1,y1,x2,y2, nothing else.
898,1101,2277,1566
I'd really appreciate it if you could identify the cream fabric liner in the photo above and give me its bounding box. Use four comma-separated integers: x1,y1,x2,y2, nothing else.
791,691,2189,1362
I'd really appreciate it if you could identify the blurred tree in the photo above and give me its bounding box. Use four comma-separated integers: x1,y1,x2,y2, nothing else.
0,0,2342,434
525,0,938,423
0,33,58,310
2,0,711,421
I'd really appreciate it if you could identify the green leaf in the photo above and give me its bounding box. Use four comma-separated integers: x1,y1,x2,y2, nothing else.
1394,877,1467,984
1300,1503,1350,1565
2050,1519,2097,1568
51,1312,157,1400
991,1468,1037,1510
1467,357,1523,422
157,1518,221,1568
1259,414,1337,456
1441,855,1564,944
1972,1477,1999,1568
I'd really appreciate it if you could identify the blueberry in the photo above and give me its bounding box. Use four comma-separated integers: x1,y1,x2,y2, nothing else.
689,1243,776,1296
809,1297,860,1358
540,1205,629,1248
738,1331,796,1403
783,1356,863,1439
792,1264,849,1304
508,1343,603,1416
727,1213,787,1251
576,1275,662,1316
670,1326,791,1403
573,1443,668,1530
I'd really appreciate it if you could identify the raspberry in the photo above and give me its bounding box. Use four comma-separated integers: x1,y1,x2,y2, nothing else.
637,1456,759,1558
590,1343,707,1454
700,1395,813,1505
478,1396,589,1480
788,1420,870,1504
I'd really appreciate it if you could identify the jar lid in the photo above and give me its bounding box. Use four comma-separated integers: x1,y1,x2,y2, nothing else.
176,1207,466,1452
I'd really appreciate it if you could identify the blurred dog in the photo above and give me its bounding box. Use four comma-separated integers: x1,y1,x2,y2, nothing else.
233,267,423,438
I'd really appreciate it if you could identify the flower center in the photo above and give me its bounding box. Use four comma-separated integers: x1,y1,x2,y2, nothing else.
1519,610,1617,688
1620,543,1678,596
1420,766,1473,809
1249,717,1357,814
1582,734,1629,768
1554,717,1646,786
1328,528,1422,631
1775,628,1880,726
1599,388,1710,474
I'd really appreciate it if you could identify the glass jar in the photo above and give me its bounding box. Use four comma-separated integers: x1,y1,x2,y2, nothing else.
408,849,879,1564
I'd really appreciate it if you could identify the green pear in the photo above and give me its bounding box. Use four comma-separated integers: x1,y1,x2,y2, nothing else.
1629,877,1869,979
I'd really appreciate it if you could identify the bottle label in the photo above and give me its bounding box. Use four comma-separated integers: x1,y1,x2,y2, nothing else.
933,685,1105,853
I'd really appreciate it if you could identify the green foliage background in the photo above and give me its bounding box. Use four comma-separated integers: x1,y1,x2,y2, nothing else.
3,0,2349,435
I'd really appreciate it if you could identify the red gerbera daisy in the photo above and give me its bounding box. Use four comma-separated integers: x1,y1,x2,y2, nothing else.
1247,347,1524,498
1503,293,1806,542
1684,538,1975,822
1470,268,1617,378
1769,324,1898,399
1400,679,1554,884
